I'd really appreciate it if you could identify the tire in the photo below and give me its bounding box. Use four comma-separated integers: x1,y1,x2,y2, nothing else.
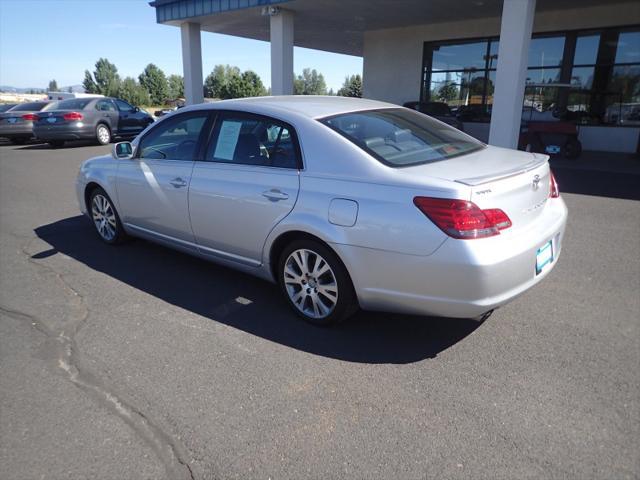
96,123,111,145
277,239,358,326
562,137,582,159
48,140,65,148
88,187,127,245
10,138,27,145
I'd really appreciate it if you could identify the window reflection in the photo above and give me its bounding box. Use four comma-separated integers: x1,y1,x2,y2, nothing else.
432,41,488,71
615,32,640,64
423,28,640,126
570,67,595,89
528,37,565,68
574,35,600,65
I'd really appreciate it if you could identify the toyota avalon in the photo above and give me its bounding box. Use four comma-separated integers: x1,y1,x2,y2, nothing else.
75,96,567,325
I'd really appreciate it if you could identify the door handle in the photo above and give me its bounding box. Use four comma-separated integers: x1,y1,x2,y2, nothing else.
262,189,289,201
170,177,188,188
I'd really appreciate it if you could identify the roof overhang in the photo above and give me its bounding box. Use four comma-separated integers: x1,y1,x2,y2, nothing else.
150,0,629,57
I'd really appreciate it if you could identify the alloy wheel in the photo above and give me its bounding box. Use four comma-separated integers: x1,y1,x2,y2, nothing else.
283,248,338,319
91,194,117,241
97,125,110,144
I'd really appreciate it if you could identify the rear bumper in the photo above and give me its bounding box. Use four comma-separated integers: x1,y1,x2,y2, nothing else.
334,197,568,318
33,122,95,141
0,123,34,138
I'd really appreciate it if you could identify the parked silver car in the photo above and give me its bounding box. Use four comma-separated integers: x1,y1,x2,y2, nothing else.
76,96,567,325
33,97,154,148
0,101,53,144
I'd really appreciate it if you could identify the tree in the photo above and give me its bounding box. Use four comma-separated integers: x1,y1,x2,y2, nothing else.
435,80,458,102
337,74,363,98
204,65,239,98
294,68,327,95
93,58,121,97
48,79,58,92
167,74,184,99
139,63,169,105
118,77,150,106
83,70,98,93
240,70,267,97
204,65,266,99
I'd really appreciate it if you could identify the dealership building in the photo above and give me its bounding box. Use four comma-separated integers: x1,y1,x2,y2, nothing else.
149,0,640,154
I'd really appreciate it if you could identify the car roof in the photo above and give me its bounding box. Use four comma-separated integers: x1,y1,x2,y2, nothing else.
190,96,399,119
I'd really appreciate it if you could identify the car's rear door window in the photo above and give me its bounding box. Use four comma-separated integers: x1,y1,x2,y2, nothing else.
321,108,483,167
138,112,210,161
96,99,117,111
115,99,135,112
206,112,301,169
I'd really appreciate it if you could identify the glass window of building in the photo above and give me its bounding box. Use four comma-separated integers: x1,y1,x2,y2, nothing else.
423,28,640,126
528,36,565,68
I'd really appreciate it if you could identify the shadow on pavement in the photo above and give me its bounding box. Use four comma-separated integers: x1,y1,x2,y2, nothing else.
17,140,101,150
549,153,640,201
34,216,482,364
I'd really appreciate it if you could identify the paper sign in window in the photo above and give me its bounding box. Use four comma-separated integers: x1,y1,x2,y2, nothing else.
214,121,242,160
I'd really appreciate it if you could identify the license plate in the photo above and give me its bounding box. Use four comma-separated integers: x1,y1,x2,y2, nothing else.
47,117,57,124
536,240,553,275
7,117,17,124
545,145,561,154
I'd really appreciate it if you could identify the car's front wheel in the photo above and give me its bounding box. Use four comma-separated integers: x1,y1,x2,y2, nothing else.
96,124,111,145
89,187,126,244
278,239,358,325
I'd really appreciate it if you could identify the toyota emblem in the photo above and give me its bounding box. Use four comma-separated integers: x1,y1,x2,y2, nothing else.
532,174,541,190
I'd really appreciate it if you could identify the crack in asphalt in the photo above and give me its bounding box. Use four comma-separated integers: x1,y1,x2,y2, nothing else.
1,236,196,480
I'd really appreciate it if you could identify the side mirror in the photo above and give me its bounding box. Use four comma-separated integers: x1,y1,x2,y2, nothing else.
112,141,134,160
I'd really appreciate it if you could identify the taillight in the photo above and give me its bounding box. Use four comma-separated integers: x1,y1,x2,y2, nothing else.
63,112,83,121
413,197,512,239
482,208,512,230
549,171,560,198
21,113,37,121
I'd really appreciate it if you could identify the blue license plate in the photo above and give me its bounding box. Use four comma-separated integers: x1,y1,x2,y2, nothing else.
536,240,553,275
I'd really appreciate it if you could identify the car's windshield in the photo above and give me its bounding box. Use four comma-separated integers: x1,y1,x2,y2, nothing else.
321,108,483,167
54,98,94,110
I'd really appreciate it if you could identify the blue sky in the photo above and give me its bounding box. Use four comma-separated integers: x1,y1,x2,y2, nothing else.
0,0,362,91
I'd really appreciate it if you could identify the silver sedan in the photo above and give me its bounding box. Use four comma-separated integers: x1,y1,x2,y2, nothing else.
75,96,567,325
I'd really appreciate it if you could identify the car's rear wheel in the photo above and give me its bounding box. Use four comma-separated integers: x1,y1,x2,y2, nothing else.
10,138,28,145
96,124,111,145
89,187,126,244
48,140,65,148
278,239,358,325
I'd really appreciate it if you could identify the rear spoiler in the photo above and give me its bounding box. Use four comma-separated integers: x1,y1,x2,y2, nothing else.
454,153,549,186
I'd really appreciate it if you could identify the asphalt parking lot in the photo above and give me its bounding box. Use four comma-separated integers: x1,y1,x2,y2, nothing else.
0,141,638,480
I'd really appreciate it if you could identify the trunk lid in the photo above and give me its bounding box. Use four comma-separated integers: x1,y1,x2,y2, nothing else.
34,110,76,126
403,146,551,231
1,111,32,125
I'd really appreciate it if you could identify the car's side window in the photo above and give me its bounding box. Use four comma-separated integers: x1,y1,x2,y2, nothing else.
96,100,117,112
115,99,135,113
138,113,209,161
206,113,300,169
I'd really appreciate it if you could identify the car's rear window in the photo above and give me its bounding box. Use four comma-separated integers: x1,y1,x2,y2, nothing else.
11,102,50,111
321,108,483,167
55,99,94,110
